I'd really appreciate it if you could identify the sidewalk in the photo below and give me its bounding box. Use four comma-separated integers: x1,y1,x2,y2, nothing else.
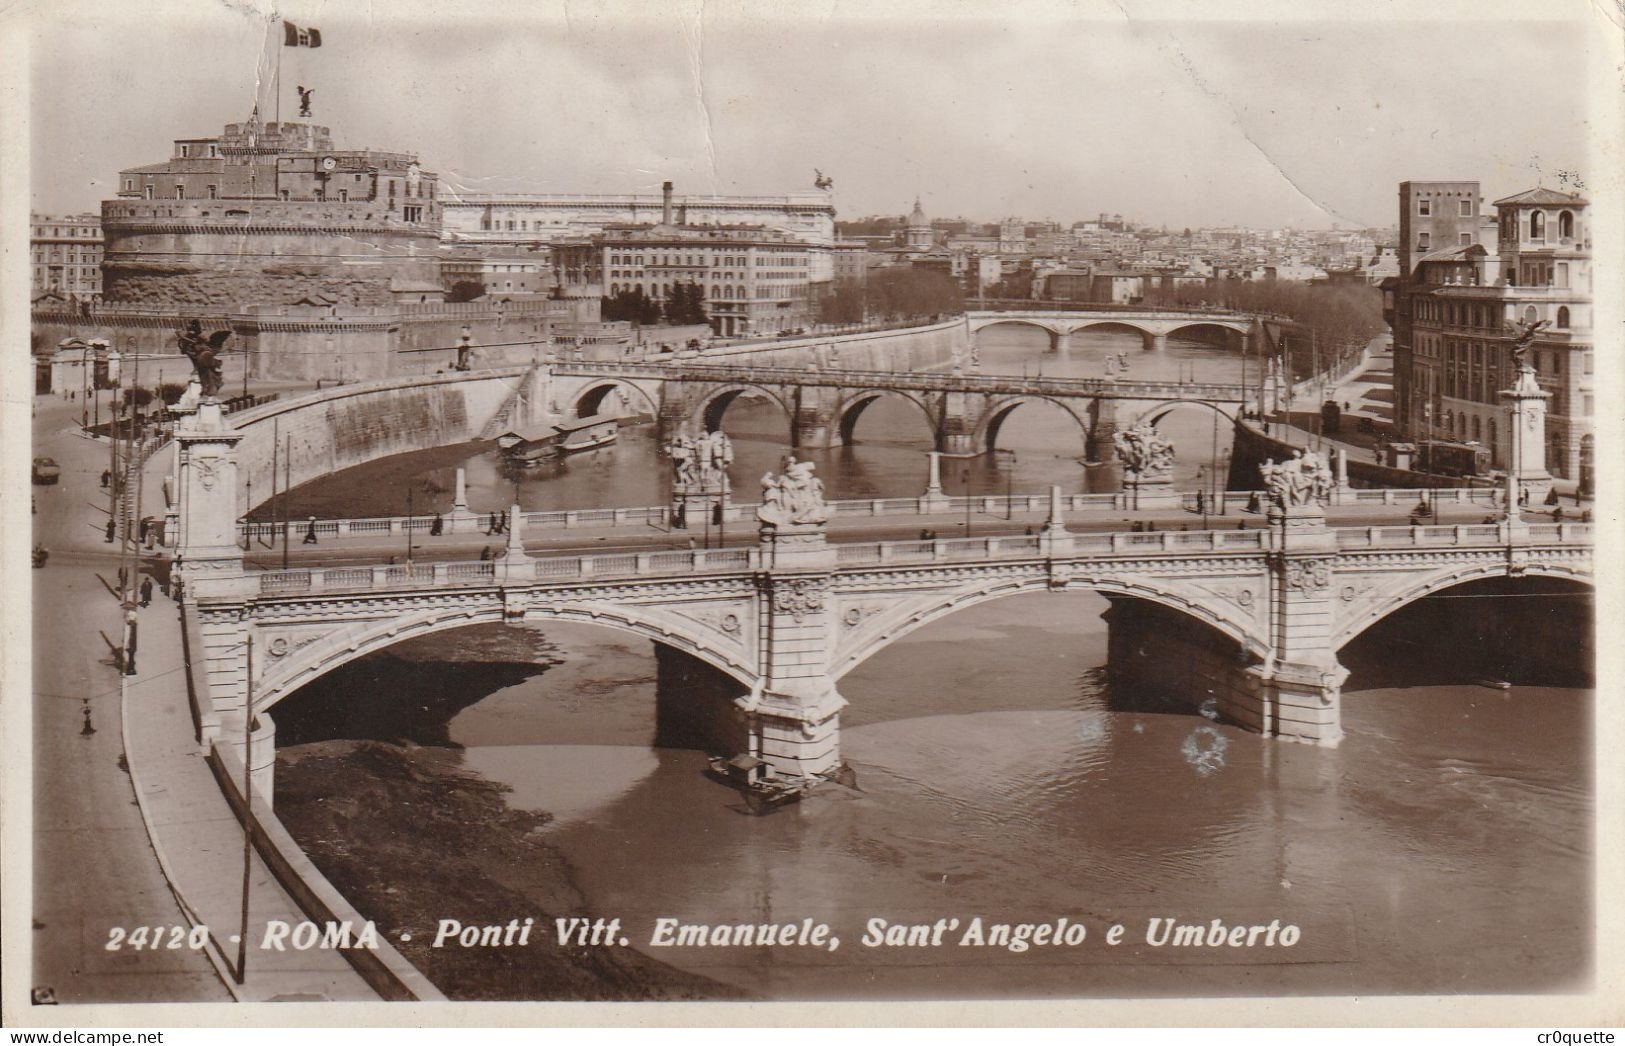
122,589,376,1002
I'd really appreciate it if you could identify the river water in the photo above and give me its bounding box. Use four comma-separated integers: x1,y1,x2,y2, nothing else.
274,325,1591,998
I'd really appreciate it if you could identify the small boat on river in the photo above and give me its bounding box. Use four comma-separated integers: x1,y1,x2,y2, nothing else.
706,754,857,813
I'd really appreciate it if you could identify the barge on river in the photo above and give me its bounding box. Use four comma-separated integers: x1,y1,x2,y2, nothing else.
497,415,620,465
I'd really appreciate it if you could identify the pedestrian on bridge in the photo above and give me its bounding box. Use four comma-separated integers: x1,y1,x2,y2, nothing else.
487,511,498,534
479,545,492,561
139,578,153,607
303,516,318,544
104,518,116,543
430,513,444,536
100,469,111,490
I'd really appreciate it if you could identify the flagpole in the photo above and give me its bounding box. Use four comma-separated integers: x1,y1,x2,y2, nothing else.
275,22,281,124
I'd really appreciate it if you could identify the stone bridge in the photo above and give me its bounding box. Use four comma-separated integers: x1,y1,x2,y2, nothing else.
547,360,1261,459
965,307,1267,354
171,402,1592,802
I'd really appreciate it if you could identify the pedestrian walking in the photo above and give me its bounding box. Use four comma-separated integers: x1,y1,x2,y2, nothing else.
488,511,498,534
139,578,153,607
105,518,116,542
919,528,930,541
479,545,492,561
101,469,111,490
303,516,318,544
430,512,444,536
500,510,509,533
1195,489,1206,515
1553,506,1564,522
1236,519,1247,530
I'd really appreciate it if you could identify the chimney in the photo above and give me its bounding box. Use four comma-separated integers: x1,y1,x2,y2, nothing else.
662,181,673,226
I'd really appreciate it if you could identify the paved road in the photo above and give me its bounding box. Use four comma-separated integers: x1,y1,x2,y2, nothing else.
30,397,227,1004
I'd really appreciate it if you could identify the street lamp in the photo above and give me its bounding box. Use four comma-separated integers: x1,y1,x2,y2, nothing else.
1197,465,1209,529
963,467,973,538
994,448,1018,519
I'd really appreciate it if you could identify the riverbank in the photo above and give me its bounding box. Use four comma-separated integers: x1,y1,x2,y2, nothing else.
271,624,747,1001
275,739,746,1001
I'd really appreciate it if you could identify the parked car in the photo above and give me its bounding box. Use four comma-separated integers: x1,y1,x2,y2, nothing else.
31,457,61,485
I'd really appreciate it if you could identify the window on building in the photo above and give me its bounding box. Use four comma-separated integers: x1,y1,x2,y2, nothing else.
207,184,218,199
1417,232,1430,249
1557,306,1570,328
1559,210,1574,239
1418,198,1432,216
1524,305,1538,325
338,189,348,203
1459,232,1472,246
1530,211,1545,240
1556,263,1569,288
1459,199,1472,217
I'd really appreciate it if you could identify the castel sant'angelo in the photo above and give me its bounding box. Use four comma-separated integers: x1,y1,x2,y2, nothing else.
100,113,446,308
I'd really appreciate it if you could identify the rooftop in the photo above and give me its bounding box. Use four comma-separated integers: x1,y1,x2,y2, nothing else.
1493,187,1587,208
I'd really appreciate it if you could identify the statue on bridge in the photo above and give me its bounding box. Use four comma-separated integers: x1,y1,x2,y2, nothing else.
1114,423,1176,482
176,320,232,400
1258,449,1335,510
758,455,828,527
666,429,734,489
1505,317,1549,372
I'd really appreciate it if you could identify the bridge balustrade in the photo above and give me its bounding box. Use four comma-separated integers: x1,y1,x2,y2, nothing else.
247,521,1591,597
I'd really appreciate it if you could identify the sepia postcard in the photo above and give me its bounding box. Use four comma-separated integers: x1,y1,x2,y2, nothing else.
1,0,1620,1029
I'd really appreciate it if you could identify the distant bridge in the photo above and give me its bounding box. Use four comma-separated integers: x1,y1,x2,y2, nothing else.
964,306,1271,354
546,359,1263,458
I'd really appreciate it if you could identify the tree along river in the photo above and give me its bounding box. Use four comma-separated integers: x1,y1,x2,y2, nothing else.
272,325,1591,999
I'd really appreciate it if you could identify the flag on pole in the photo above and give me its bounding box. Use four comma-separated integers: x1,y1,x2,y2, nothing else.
283,21,322,47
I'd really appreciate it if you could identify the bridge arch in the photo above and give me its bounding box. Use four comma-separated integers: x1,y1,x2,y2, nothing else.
692,383,796,435
968,318,1069,352
1162,320,1250,347
974,394,1092,453
1129,399,1242,429
1331,561,1593,653
832,572,1267,681
570,380,660,420
251,600,757,716
834,389,938,444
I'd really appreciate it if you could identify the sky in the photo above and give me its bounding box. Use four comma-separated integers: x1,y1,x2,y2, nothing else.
21,0,1603,230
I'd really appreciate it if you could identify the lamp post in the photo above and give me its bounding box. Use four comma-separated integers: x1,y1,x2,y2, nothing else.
80,343,90,431
995,448,1018,519
1197,465,1209,529
963,467,973,539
